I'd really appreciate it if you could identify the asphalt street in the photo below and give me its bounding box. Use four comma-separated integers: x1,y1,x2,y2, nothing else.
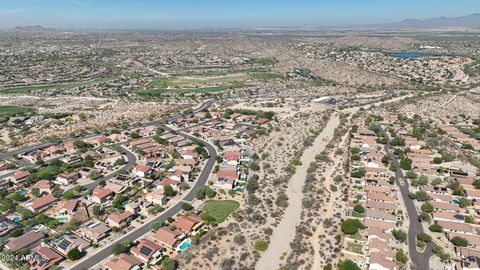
380,126,433,270
69,131,217,270
0,99,217,269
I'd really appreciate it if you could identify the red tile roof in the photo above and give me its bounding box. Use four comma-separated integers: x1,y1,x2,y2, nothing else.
30,194,57,211
93,188,114,199
105,253,142,270
134,164,152,173
223,152,241,161
173,215,200,232
154,227,183,248
13,170,30,180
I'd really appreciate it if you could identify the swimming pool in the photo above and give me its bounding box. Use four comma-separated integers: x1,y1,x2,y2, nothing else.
178,240,191,251
11,216,22,223
55,216,69,221
17,189,28,195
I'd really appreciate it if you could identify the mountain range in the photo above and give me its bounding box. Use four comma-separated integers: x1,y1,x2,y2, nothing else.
385,13,480,28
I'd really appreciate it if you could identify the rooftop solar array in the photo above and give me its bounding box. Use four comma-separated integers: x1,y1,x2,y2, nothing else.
58,239,72,250
139,246,153,256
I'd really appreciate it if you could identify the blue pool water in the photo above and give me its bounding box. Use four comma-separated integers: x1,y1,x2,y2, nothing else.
179,240,191,250
17,189,28,195
392,52,434,58
11,216,22,223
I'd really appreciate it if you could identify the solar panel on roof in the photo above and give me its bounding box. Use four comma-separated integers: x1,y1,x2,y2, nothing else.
139,246,153,256
58,239,72,250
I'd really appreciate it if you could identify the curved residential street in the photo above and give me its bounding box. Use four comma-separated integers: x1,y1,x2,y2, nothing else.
0,99,218,270
70,131,217,270
380,127,433,270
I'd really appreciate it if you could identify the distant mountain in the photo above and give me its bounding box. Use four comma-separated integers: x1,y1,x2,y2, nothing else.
386,13,480,28
14,25,56,31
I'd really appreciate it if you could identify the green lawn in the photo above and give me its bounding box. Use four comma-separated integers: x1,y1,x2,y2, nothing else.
202,200,240,224
0,76,117,94
0,106,36,116
246,58,278,66
346,242,363,254
249,72,282,80
135,84,245,95
350,232,362,241
351,211,362,218
147,71,281,89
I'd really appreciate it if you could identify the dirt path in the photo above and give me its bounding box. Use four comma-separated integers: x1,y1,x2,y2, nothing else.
310,130,350,270
255,95,412,270
255,112,341,270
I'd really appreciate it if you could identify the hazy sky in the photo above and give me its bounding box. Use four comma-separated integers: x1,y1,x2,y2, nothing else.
1,0,479,29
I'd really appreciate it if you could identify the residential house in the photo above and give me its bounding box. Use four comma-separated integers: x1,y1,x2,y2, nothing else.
5,231,44,252
44,145,65,155
154,227,184,249
28,246,63,270
365,209,396,223
54,234,90,255
31,180,52,194
0,217,18,237
156,178,181,191
63,141,75,153
172,215,203,234
76,221,111,242
131,239,162,263
170,166,192,181
145,189,168,206
56,172,80,186
431,201,461,212
437,220,474,235
133,164,153,178
124,198,152,216
26,194,58,213
11,170,30,184
213,177,236,190
105,253,143,270
106,211,134,228
92,188,114,204
54,199,79,221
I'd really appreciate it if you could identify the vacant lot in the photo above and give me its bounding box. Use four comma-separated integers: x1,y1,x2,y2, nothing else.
0,105,36,115
202,200,240,224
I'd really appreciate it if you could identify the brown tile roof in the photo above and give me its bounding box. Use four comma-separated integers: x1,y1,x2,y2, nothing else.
107,211,134,224
173,215,200,232
365,219,396,231
56,199,78,212
367,192,394,203
105,253,142,270
365,184,391,193
30,194,57,211
134,164,152,173
366,200,395,211
13,170,30,180
431,201,461,212
93,188,114,199
131,239,161,260
154,227,183,248
437,220,474,234
5,231,44,251
32,180,51,190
